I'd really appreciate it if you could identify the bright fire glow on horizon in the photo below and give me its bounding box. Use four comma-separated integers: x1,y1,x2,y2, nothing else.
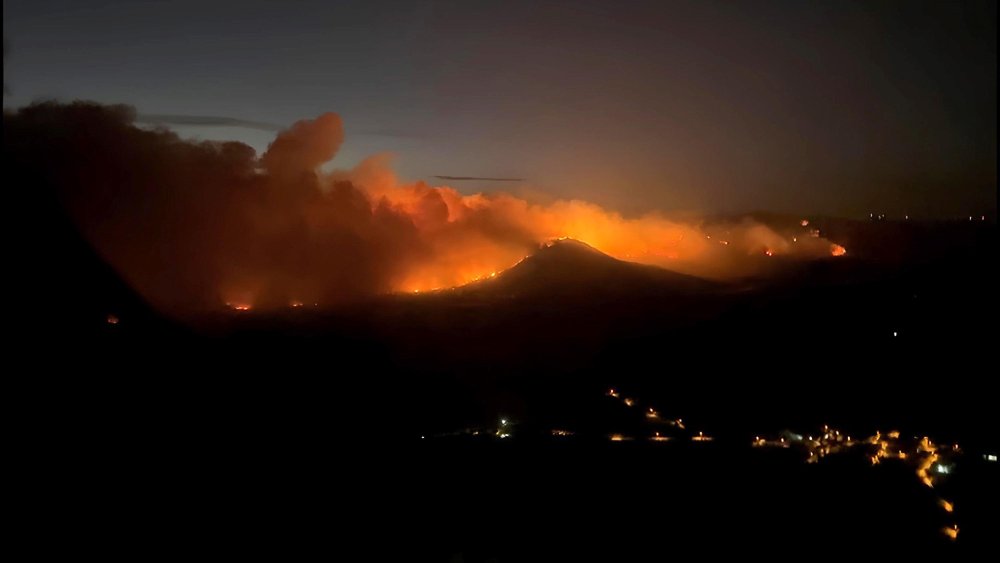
12,104,848,313
336,156,849,297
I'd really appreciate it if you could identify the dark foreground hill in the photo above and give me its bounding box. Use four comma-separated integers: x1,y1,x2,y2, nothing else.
12,201,998,555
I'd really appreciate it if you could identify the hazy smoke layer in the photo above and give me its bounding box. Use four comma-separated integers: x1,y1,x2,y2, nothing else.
5,102,842,313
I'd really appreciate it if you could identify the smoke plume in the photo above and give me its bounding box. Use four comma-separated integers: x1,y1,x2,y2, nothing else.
5,102,843,314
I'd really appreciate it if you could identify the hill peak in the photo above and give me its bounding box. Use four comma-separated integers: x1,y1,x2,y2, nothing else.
532,238,620,263
462,238,716,297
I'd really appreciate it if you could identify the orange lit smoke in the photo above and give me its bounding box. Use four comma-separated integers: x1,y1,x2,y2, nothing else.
339,153,846,293
10,104,847,313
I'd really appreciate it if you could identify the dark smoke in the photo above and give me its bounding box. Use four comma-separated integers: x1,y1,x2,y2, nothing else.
5,101,425,314
5,101,844,318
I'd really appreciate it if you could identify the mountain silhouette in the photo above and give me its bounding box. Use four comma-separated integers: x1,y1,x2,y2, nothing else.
459,238,719,299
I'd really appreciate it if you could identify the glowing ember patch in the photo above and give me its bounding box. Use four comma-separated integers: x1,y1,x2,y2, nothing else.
623,398,635,407
830,244,847,256
226,302,252,311
942,525,958,540
106,314,119,325
290,301,304,308
801,219,809,226
939,499,954,513
764,249,774,257
609,434,630,442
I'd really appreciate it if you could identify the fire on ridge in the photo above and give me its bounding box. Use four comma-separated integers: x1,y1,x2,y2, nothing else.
5,103,847,315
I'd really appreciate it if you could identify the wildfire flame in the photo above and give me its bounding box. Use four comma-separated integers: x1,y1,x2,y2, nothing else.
11,103,851,313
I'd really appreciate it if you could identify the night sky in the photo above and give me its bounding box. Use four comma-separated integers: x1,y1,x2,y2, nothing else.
4,0,995,218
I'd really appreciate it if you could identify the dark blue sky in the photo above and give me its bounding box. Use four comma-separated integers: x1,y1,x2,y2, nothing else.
4,0,996,217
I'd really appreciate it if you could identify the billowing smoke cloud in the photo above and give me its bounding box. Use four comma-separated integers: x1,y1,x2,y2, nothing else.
5,102,843,315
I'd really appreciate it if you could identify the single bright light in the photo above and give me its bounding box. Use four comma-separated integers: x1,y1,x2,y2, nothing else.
935,463,950,474
986,454,998,462
500,418,508,426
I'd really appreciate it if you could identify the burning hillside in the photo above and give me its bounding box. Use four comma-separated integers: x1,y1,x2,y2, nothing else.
446,238,719,299
5,102,846,315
